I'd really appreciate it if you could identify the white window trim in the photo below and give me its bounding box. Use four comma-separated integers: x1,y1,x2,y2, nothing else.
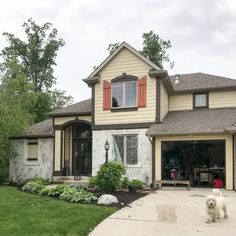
112,134,140,167
111,81,138,109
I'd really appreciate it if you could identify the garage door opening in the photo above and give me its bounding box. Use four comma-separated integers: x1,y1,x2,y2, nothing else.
162,140,225,187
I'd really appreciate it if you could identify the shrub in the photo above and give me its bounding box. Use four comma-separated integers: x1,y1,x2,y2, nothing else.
59,186,96,203
70,183,87,191
90,161,126,193
22,178,48,194
88,176,97,189
43,184,66,197
128,179,145,189
121,176,129,189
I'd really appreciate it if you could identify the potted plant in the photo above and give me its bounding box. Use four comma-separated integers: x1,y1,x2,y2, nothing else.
128,179,145,193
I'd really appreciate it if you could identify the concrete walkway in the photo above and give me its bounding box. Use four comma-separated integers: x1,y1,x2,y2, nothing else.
89,188,236,236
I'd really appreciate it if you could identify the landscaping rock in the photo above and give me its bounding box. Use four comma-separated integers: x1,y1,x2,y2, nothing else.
98,194,118,205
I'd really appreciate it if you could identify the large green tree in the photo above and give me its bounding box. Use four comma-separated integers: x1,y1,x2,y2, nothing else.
2,18,65,93
0,60,35,183
141,31,171,69
1,18,73,122
108,30,172,69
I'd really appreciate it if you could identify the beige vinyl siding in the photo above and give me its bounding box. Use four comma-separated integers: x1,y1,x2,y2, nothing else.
95,48,156,125
155,134,233,190
209,91,236,108
169,94,193,111
160,82,169,121
54,116,91,125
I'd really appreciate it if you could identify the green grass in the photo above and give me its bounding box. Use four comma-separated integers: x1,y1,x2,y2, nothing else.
0,186,116,236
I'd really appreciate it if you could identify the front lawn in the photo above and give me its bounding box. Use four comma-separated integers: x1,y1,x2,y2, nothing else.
0,186,116,236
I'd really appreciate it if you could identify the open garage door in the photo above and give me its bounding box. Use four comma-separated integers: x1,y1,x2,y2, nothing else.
162,140,225,187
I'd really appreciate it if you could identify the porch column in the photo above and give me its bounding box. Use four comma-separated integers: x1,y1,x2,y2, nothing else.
225,135,233,190
234,135,236,190
155,138,162,181
54,130,62,173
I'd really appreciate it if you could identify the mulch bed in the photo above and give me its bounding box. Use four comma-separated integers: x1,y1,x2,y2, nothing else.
91,189,150,208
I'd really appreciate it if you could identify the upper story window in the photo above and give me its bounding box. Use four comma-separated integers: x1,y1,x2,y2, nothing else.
112,81,137,108
193,93,208,108
103,74,147,111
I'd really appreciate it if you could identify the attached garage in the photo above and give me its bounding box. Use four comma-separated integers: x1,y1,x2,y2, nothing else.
161,140,225,187
154,135,233,190
146,108,236,190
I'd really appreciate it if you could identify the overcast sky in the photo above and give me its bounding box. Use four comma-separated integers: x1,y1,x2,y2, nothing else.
0,0,236,102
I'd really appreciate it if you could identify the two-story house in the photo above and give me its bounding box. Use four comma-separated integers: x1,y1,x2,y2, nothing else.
10,42,236,190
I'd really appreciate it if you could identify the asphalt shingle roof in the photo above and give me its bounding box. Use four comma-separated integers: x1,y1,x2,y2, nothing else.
146,108,236,136
11,119,53,138
49,99,91,117
169,73,236,92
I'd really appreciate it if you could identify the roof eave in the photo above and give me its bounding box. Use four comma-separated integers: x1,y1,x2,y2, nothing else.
146,130,231,137
10,134,54,139
50,111,91,118
83,76,100,87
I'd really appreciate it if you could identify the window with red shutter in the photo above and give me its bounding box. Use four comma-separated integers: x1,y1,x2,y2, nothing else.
138,76,147,108
103,80,111,110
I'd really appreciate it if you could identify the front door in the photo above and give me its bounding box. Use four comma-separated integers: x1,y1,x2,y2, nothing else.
74,139,92,176
73,123,92,176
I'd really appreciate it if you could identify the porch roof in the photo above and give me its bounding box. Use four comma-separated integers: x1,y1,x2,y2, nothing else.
10,119,53,139
49,99,91,117
146,107,236,137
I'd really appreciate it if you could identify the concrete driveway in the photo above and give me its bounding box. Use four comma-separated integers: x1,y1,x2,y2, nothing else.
89,188,236,236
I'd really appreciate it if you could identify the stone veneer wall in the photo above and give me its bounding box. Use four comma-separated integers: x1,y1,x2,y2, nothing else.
9,138,53,183
92,129,152,184
234,135,236,190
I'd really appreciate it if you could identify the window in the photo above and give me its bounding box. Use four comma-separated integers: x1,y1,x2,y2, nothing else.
193,93,208,108
112,81,137,108
113,135,138,165
27,140,38,161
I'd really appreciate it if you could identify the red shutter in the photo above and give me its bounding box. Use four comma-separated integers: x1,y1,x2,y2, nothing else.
138,76,147,108
103,80,111,110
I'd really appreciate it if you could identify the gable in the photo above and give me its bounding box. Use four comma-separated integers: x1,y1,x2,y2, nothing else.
99,48,152,79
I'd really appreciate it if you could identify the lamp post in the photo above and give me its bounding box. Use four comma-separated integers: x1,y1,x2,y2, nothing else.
104,140,110,163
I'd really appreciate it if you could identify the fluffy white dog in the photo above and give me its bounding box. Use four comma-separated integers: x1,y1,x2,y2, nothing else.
205,188,228,223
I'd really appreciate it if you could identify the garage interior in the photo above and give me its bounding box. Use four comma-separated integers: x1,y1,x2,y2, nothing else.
161,140,225,187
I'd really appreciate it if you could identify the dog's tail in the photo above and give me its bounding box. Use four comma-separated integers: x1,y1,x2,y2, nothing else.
212,188,223,197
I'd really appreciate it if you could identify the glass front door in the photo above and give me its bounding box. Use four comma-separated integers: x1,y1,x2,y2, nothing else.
73,123,92,176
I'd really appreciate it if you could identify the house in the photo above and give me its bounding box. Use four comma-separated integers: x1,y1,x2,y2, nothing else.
10,42,236,190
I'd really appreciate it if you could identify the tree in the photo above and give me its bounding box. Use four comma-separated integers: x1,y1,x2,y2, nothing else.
141,31,171,69
1,18,65,93
49,89,73,110
1,18,73,122
0,60,35,183
107,31,172,69
107,43,120,55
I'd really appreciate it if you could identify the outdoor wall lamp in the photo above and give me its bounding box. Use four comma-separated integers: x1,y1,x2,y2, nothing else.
104,140,110,163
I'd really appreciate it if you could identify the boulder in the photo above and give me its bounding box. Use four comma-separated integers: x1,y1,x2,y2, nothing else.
98,194,118,205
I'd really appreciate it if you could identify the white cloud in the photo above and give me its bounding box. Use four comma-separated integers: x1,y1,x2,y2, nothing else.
0,0,236,102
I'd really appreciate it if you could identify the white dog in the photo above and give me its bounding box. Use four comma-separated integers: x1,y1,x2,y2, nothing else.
205,189,228,223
